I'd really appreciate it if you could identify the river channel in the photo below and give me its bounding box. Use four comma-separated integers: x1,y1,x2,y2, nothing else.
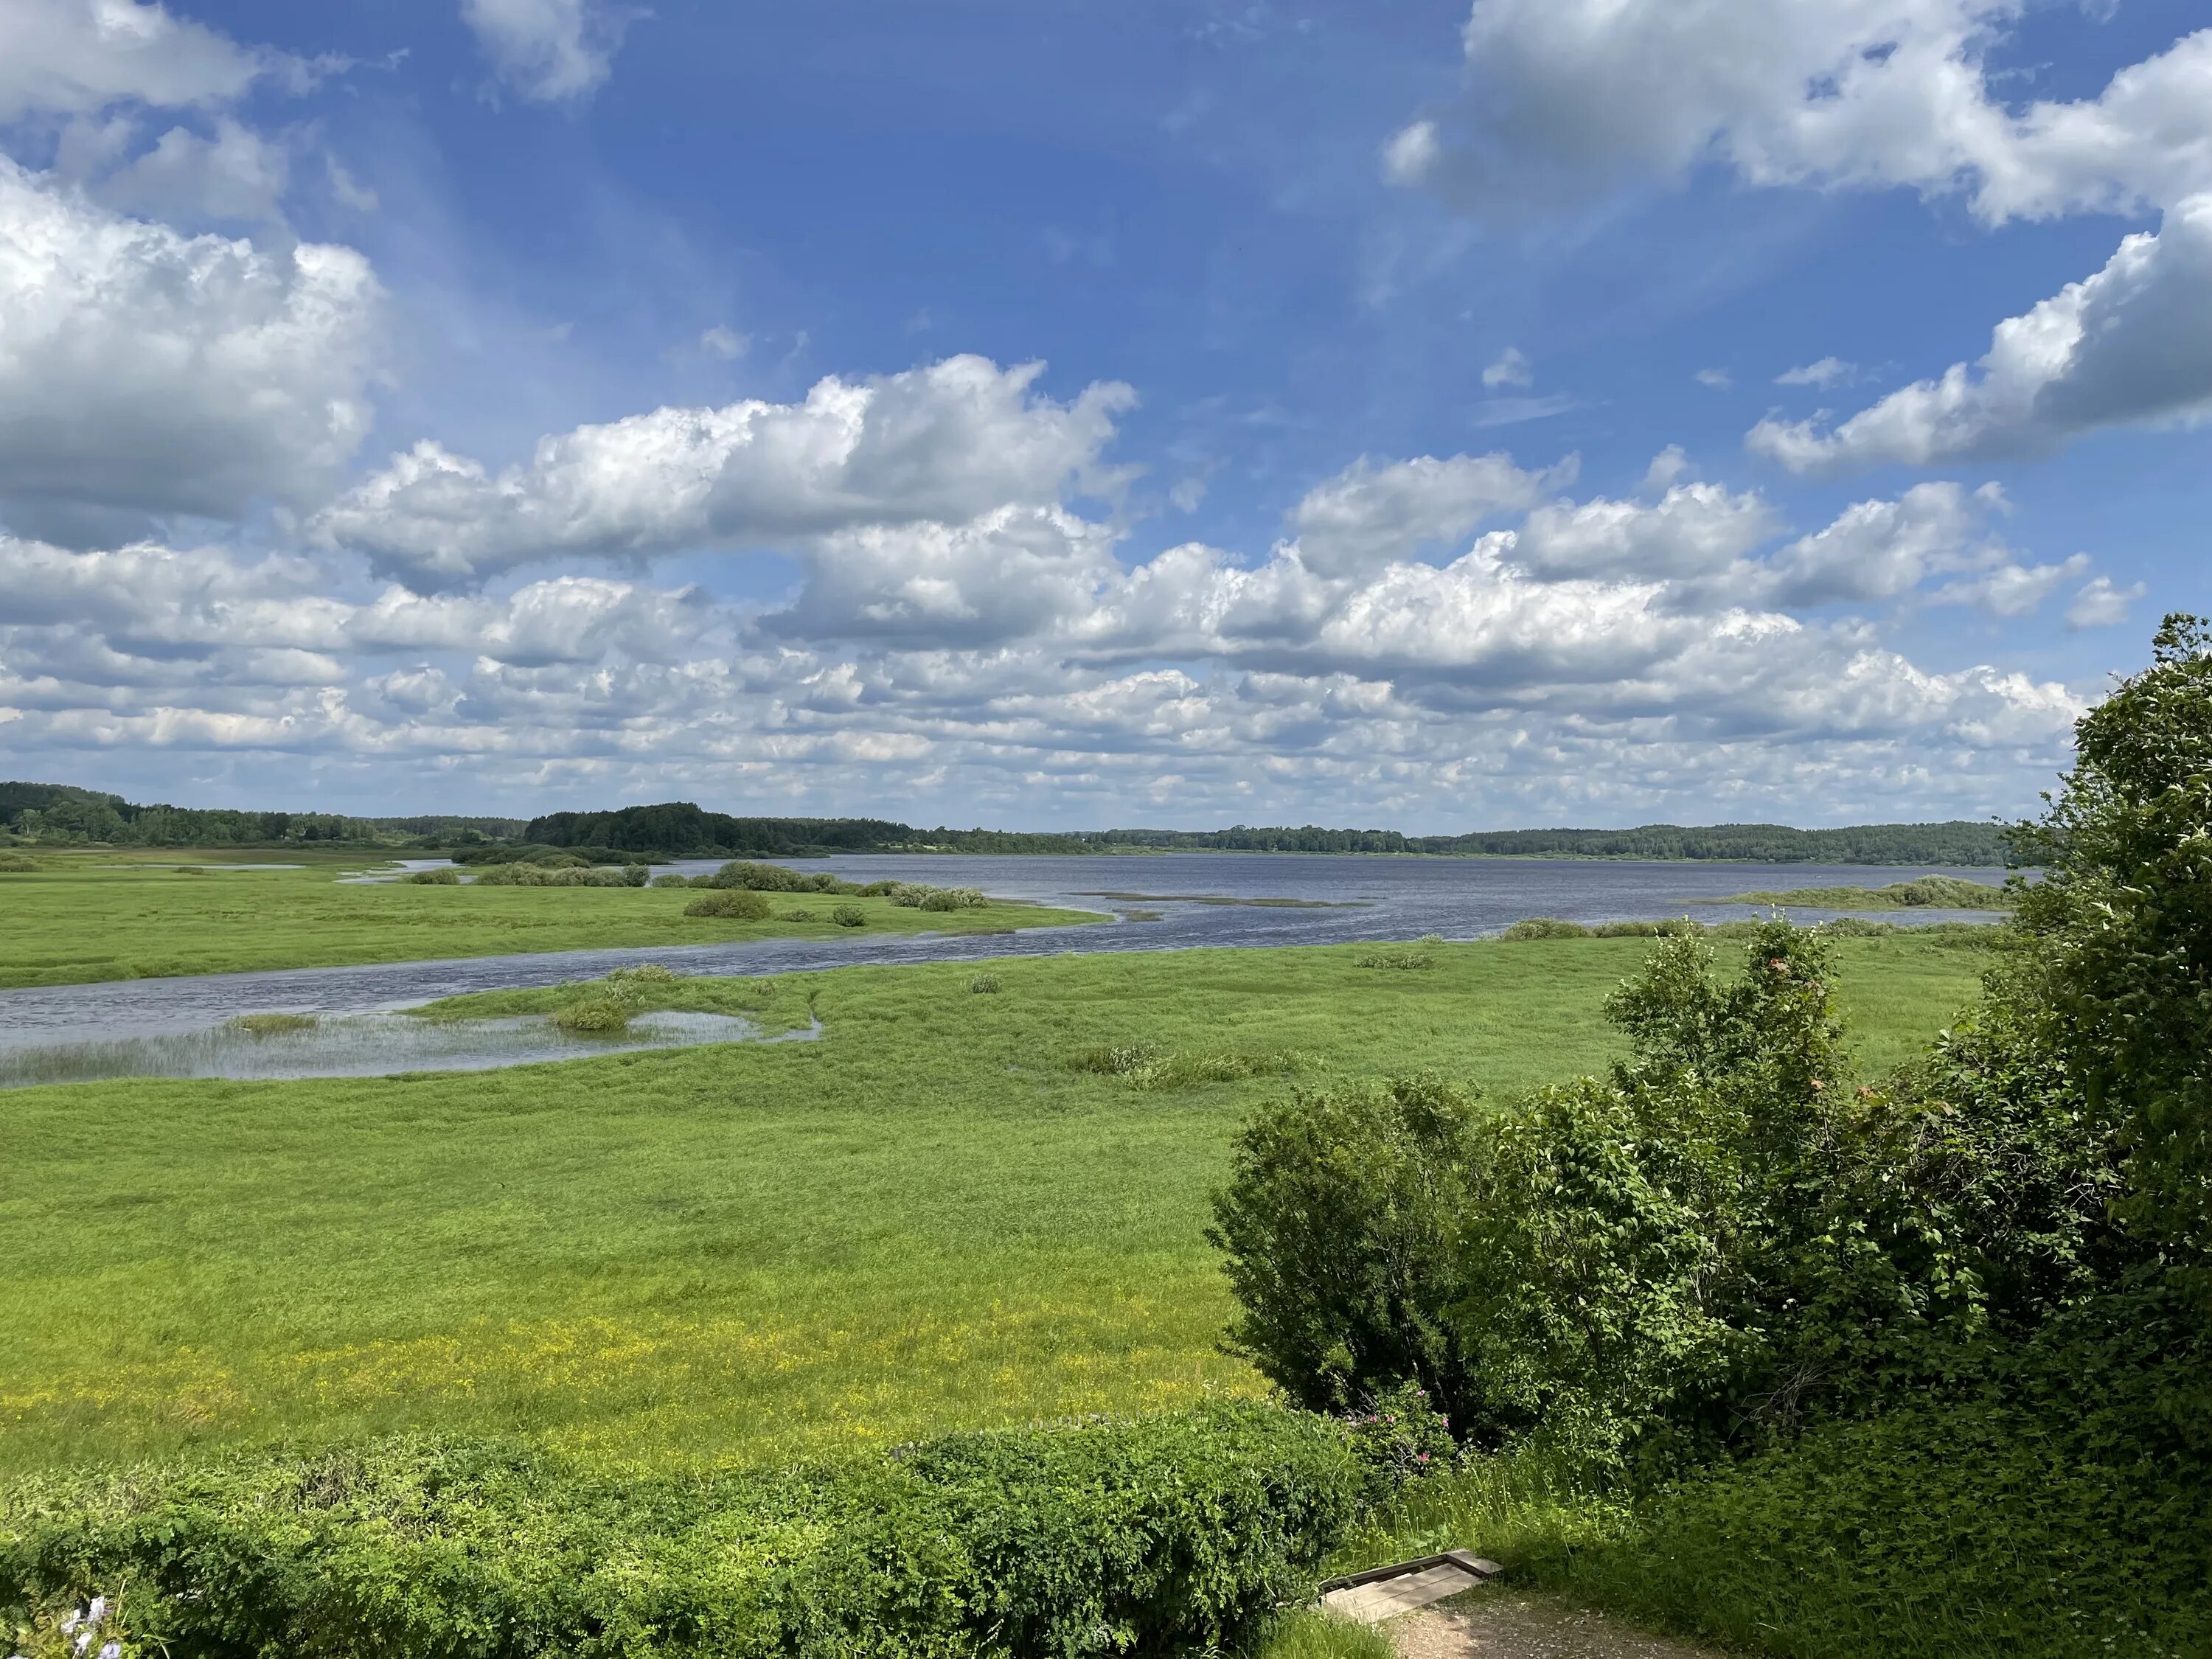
0,853,2008,1085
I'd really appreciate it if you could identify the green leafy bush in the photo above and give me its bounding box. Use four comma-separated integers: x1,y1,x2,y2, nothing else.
0,1405,1358,1659
1502,917,1590,939
830,904,866,928
1354,946,1433,970
0,852,41,873
402,866,461,884
605,964,678,984
1073,1044,1302,1091
683,888,772,920
473,864,644,888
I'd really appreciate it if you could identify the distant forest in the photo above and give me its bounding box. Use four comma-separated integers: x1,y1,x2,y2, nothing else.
526,803,2013,865
0,782,523,849
1,782,2012,864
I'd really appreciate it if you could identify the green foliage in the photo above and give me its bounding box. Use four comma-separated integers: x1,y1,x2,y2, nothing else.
683,888,773,920
473,863,646,888
1354,946,1433,970
1340,1380,1458,1505
606,964,680,984
831,903,866,928
0,1404,1357,1659
1705,874,2014,910
968,973,1003,995
1503,917,1592,939
402,866,462,884
552,993,638,1032
1512,1403,2212,1659
1210,1075,1485,1420
0,852,42,872
2008,613,2212,1292
1071,1044,1304,1091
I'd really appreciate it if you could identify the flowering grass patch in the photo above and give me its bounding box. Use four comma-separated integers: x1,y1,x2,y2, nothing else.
0,937,1980,1476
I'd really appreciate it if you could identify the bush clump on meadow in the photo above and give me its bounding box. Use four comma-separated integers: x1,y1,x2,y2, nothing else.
831,904,866,928
0,1404,1358,1659
1502,917,1591,939
698,862,858,895
472,863,646,888
1356,946,1434,970
1072,1043,1304,1091
403,866,462,884
888,883,989,911
683,888,771,920
0,852,38,873
552,997,635,1032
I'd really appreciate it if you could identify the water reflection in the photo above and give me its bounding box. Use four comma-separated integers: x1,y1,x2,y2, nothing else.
0,1009,818,1089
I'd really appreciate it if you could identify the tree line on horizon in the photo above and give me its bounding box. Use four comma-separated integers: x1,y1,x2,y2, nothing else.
1,781,2011,865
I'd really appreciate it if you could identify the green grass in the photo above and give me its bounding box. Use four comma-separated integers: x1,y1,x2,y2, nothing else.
1694,874,2014,911
0,933,1981,1478
0,849,1103,987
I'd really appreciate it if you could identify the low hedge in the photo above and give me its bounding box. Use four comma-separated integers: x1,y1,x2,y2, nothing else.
1,1402,1357,1659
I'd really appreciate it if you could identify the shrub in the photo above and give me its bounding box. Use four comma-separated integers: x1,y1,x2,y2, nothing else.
0,852,38,873
1503,917,1590,939
403,867,461,885
472,864,639,888
698,861,852,894
1341,1380,1458,1506
1355,947,1433,970
1211,1075,1486,1422
782,909,816,922
605,964,678,984
553,994,635,1032
0,1405,1358,1659
1076,1043,1302,1091
969,973,1003,995
831,904,866,928
683,888,771,920
648,873,691,888
919,889,963,912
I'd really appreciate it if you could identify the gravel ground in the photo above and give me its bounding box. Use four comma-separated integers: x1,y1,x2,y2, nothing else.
1388,1590,1723,1659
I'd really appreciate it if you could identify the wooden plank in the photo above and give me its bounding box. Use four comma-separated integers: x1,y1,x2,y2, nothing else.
1322,1562,1482,1625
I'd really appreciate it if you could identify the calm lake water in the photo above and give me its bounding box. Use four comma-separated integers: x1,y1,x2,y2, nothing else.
0,853,2008,1085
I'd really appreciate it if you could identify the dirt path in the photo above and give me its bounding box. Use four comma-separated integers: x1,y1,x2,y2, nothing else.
1387,1587,1723,1659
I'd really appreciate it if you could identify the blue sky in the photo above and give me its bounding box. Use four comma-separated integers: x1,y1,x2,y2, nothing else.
0,0,2207,829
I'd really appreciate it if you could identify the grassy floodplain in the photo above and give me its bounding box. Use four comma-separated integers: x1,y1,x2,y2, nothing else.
0,931,1986,1477
0,849,1102,987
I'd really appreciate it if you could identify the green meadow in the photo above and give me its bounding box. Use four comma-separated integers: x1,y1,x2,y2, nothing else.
0,850,1102,987
0,932,1985,1477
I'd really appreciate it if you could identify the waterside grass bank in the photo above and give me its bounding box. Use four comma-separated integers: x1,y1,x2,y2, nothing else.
0,849,1102,988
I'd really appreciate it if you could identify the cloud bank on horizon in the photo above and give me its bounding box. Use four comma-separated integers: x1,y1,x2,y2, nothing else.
0,0,2205,828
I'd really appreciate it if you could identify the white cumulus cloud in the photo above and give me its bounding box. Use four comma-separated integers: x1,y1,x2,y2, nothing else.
1287,451,1570,578
0,0,275,121
1748,194,2212,470
315,356,1135,591
1388,1,2212,223
0,159,384,523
